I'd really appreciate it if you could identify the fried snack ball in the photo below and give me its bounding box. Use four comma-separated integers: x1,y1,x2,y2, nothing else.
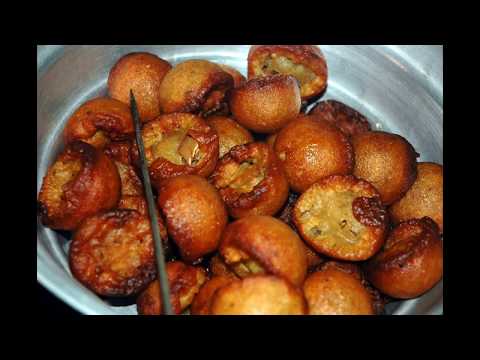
365,217,443,299
206,116,253,158
229,75,301,134
63,97,134,149
293,175,388,261
303,262,375,315
274,115,354,193
157,175,228,263
108,52,172,122
69,209,168,297
142,113,219,188
38,141,121,230
219,216,307,286
210,142,289,218
210,275,307,315
309,100,371,138
389,162,443,233
218,64,246,88
158,60,234,115
190,275,238,315
248,45,328,101
209,254,239,279
137,261,207,315
352,131,418,205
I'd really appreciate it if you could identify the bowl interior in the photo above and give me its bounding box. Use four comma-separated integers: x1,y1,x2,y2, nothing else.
37,45,443,315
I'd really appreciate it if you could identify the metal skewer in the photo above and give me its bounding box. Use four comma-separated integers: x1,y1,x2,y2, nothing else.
130,90,173,315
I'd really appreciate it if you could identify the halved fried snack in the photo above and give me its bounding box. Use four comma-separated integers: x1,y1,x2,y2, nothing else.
158,60,234,116
137,261,207,315
229,74,301,134
64,97,134,149
219,215,307,286
210,275,307,315
108,52,172,122
365,217,443,299
69,209,168,297
206,115,253,158
142,113,219,188
248,45,328,101
293,175,388,261
38,141,121,230
210,142,289,218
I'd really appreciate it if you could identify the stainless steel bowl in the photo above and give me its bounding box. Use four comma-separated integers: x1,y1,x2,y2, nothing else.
37,45,443,315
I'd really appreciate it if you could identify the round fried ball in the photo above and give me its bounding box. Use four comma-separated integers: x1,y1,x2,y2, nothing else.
142,113,219,188
352,131,418,205
38,141,121,230
309,99,371,138
158,59,234,115
69,209,168,297
303,262,375,315
293,175,388,261
248,45,328,101
365,217,443,299
210,142,289,218
190,275,238,315
219,215,307,286
64,97,134,149
229,74,301,134
157,175,228,263
108,52,172,122
274,115,354,193
217,64,246,88
389,162,443,233
137,261,207,315
210,275,307,315
206,115,253,158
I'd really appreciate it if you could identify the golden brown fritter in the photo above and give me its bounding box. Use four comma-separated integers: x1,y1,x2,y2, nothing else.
365,217,443,299
63,97,134,149
190,275,238,315
293,175,388,261
69,209,168,297
229,74,301,134
137,261,207,315
274,115,354,193
210,142,289,218
303,262,375,315
38,141,121,230
352,131,418,205
248,45,328,101
309,100,371,138
206,115,253,158
142,113,219,188
389,162,443,233
157,175,228,263
158,60,234,115
210,275,307,315
217,64,246,88
219,216,307,286
108,52,172,122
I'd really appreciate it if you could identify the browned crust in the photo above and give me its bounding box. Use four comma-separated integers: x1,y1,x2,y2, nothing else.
209,142,289,218
158,60,234,115
274,115,354,193
38,141,121,230
365,217,443,299
142,113,219,188
157,175,228,263
103,140,136,167
205,115,254,158
229,74,301,134
190,275,237,315
292,175,388,261
217,64,246,88
248,45,328,100
309,100,371,137
64,97,134,147
219,216,307,286
69,209,165,297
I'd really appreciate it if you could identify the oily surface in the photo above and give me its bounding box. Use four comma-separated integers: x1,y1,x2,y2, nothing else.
191,275,237,315
206,116,253,158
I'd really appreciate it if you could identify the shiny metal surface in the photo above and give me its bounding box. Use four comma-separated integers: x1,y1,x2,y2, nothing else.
37,45,443,315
